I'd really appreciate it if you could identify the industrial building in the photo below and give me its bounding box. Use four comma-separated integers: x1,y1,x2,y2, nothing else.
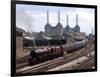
45,11,80,37
16,27,25,58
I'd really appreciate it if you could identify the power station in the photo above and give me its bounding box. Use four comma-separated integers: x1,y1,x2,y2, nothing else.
45,11,80,37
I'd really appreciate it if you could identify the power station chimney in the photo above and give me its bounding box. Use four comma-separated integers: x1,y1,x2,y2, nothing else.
66,15,69,25
74,14,80,32
76,14,78,25
47,11,49,23
92,28,93,35
58,11,60,23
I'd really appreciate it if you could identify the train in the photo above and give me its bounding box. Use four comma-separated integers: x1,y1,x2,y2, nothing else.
28,39,88,65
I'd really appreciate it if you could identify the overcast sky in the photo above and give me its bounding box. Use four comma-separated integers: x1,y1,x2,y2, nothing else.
16,4,95,35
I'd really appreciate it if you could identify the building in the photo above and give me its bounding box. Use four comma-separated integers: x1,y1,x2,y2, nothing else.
73,15,80,32
45,12,80,38
63,15,80,35
73,32,86,41
16,27,25,58
45,11,63,37
55,11,63,36
35,33,66,46
23,36,34,47
45,11,52,36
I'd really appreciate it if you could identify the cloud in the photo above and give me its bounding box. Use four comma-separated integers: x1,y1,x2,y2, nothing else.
16,4,95,35
16,9,34,32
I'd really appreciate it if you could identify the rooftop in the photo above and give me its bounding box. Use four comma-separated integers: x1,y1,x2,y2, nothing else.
16,27,25,33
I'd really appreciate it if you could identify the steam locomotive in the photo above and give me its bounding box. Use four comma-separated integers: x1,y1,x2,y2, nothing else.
28,39,88,65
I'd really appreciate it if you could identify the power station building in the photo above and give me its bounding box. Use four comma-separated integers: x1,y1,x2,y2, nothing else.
45,11,80,37
45,11,63,37
63,15,80,36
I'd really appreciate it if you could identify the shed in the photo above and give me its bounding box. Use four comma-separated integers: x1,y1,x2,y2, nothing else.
16,27,25,58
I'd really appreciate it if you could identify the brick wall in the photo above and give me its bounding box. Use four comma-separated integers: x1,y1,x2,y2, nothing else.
16,37,23,58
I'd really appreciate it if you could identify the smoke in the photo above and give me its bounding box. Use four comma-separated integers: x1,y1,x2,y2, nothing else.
16,9,33,32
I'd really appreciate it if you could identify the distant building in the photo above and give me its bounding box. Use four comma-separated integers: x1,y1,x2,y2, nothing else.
45,12,80,38
73,15,80,32
45,11,52,36
55,11,63,36
35,32,66,46
63,15,80,35
74,32,86,41
45,11,63,36
23,36,34,47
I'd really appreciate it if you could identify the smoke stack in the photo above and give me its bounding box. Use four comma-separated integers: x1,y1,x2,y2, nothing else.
92,28,93,35
58,11,60,23
76,14,78,25
47,11,49,23
66,15,69,25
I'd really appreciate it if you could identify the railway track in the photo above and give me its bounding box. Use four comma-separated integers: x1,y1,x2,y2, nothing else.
47,53,94,71
16,55,29,69
75,57,95,69
16,41,91,69
16,42,94,74
16,55,29,64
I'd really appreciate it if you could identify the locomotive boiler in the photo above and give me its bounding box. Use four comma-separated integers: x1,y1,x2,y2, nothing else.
28,39,88,65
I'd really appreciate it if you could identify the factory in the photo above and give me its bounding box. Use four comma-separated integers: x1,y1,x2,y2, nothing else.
45,11,81,38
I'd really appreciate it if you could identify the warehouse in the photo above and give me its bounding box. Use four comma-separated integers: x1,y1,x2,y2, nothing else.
16,27,25,58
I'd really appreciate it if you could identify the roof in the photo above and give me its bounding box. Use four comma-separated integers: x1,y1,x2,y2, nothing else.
51,35,64,39
43,36,52,40
56,23,63,28
45,23,51,27
35,35,52,40
16,27,25,32
24,36,35,40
